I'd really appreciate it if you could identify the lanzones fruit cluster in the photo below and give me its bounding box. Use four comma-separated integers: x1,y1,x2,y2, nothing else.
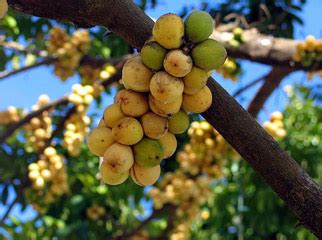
87,11,227,186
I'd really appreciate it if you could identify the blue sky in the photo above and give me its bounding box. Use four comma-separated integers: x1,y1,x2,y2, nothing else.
0,0,321,232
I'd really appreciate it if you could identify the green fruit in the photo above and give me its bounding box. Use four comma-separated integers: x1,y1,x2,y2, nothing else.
141,42,167,70
192,39,227,71
133,138,164,167
185,11,214,43
228,39,240,49
232,27,243,40
168,110,189,134
183,66,208,94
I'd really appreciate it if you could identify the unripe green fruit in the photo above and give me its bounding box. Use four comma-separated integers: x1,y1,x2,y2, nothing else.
100,160,129,185
141,42,167,70
87,127,115,156
159,132,177,158
115,89,149,117
140,112,168,139
183,66,208,94
149,94,182,117
182,86,212,113
103,143,134,173
133,138,164,167
103,103,126,128
228,39,240,49
150,71,184,104
153,13,184,49
163,50,193,77
168,110,189,134
232,27,243,40
112,117,143,145
192,39,227,71
130,164,161,186
122,56,153,92
185,11,214,43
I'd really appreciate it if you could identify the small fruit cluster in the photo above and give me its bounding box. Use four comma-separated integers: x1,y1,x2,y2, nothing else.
86,204,106,221
0,0,8,19
27,147,68,213
227,27,246,49
24,95,52,151
47,27,91,81
80,63,116,86
263,111,287,139
0,106,21,124
216,57,242,81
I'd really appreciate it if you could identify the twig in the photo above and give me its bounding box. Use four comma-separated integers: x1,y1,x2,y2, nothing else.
0,195,19,224
233,74,267,97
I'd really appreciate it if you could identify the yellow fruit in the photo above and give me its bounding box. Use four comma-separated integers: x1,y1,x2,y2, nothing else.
141,41,167,70
28,170,40,180
87,127,115,156
182,86,212,113
168,110,189,134
133,138,164,167
140,112,168,139
122,56,153,92
163,50,193,77
44,147,57,157
103,103,126,128
116,90,149,117
183,66,208,94
112,117,143,145
149,94,182,117
34,177,45,190
41,169,52,181
192,39,227,70
150,71,184,104
0,0,8,19
185,11,214,43
159,132,177,158
271,111,283,121
98,119,106,127
153,13,184,49
100,160,129,185
131,164,161,186
103,143,134,173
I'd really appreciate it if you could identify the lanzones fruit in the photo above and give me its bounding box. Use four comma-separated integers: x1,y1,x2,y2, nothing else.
87,11,227,186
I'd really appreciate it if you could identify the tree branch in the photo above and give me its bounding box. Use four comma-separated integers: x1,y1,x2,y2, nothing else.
232,74,266,97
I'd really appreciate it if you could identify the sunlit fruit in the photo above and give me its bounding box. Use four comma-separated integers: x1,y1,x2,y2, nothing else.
103,103,126,128
182,86,212,113
87,127,115,156
149,94,182,117
112,117,143,145
103,143,134,173
163,50,193,77
131,164,161,186
100,160,129,185
116,90,149,117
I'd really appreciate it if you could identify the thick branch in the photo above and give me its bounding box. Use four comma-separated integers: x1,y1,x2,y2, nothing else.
247,67,293,117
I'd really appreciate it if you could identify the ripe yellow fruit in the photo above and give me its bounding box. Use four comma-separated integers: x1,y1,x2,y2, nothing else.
0,0,8,19
100,160,129,185
150,71,184,104
103,103,125,127
98,119,106,127
163,50,193,77
34,177,45,190
87,127,115,156
168,110,189,134
192,39,227,71
149,94,182,117
141,41,167,70
41,169,52,181
153,13,184,49
133,138,164,167
122,56,153,92
140,112,168,139
159,132,177,158
131,164,161,186
182,86,212,113
116,90,149,117
185,11,214,43
271,111,283,121
112,117,143,145
183,66,208,94
103,143,134,173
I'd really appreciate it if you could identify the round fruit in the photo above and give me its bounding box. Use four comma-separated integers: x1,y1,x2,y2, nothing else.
168,110,189,134
100,161,129,185
122,56,153,92
87,127,115,156
98,119,106,127
150,71,184,104
163,50,193,77
131,164,161,186
116,89,149,117
133,138,164,167
185,11,214,43
182,86,212,113
103,103,125,127
152,13,184,49
141,41,167,70
149,94,182,117
112,117,143,145
140,112,168,139
271,111,283,121
192,39,227,71
103,143,134,173
159,132,177,158
183,66,208,94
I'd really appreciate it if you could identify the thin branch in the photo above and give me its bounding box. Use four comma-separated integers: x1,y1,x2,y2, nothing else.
0,195,19,224
233,74,267,97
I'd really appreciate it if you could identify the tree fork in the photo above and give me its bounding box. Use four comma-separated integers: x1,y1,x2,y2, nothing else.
8,0,322,236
